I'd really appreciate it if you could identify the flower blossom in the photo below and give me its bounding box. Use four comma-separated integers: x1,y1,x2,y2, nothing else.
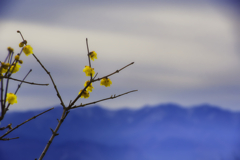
78,89,90,99
10,63,21,73
100,77,112,87
6,93,18,105
0,62,10,73
89,51,97,61
84,80,94,92
83,66,95,76
23,45,33,56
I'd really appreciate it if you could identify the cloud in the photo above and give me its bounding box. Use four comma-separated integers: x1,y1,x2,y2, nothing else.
0,1,240,111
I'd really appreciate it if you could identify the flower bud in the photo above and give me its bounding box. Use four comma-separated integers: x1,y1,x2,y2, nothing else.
19,42,24,47
23,40,27,44
15,55,20,61
1,62,10,69
6,63,10,67
7,123,12,130
7,47,14,53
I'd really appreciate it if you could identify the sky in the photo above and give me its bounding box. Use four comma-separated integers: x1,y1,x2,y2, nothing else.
0,0,240,111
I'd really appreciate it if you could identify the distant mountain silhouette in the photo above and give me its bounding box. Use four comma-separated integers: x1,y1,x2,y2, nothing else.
0,103,240,160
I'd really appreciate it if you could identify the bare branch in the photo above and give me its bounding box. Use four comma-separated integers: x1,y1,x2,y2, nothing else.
68,62,135,109
0,127,7,130
17,30,25,41
14,69,32,95
93,62,134,82
86,38,91,68
38,108,69,160
1,137,19,141
0,107,54,140
68,79,93,108
1,76,5,119
6,69,32,111
36,39,137,160
0,76,49,86
32,54,66,108
0,123,12,130
71,90,138,109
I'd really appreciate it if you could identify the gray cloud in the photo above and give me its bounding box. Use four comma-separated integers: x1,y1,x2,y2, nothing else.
0,0,240,111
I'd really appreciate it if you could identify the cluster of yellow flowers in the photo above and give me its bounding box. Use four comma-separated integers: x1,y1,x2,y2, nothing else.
2,41,112,104
79,51,112,98
0,40,34,105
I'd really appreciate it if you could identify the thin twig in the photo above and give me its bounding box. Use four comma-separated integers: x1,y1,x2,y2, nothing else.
86,38,93,81
1,75,4,119
6,69,31,111
17,30,25,41
0,125,9,130
3,51,10,63
3,75,10,112
0,107,54,140
3,61,14,109
71,90,138,109
38,108,69,160
68,79,93,108
15,69,32,95
86,38,91,68
0,76,49,86
37,39,137,160
93,73,98,79
69,62,134,108
1,137,19,141
2,55,18,111
93,62,134,82
18,48,24,57
32,54,66,108
37,90,138,159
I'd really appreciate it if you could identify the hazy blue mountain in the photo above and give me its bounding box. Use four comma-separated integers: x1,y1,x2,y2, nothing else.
0,103,240,160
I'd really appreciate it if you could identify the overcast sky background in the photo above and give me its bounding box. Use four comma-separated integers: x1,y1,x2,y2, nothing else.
0,0,240,111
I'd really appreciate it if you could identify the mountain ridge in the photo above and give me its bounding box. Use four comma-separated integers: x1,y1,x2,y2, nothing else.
0,103,240,160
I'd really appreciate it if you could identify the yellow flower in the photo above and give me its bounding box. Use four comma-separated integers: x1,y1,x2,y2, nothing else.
84,80,94,92
10,63,21,73
6,93,18,105
23,45,33,56
83,66,95,76
0,62,10,73
1,62,10,69
0,67,7,74
19,42,24,47
78,89,90,98
100,78,112,87
89,51,97,61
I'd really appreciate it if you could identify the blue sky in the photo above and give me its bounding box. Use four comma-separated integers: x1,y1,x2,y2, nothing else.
0,0,240,111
